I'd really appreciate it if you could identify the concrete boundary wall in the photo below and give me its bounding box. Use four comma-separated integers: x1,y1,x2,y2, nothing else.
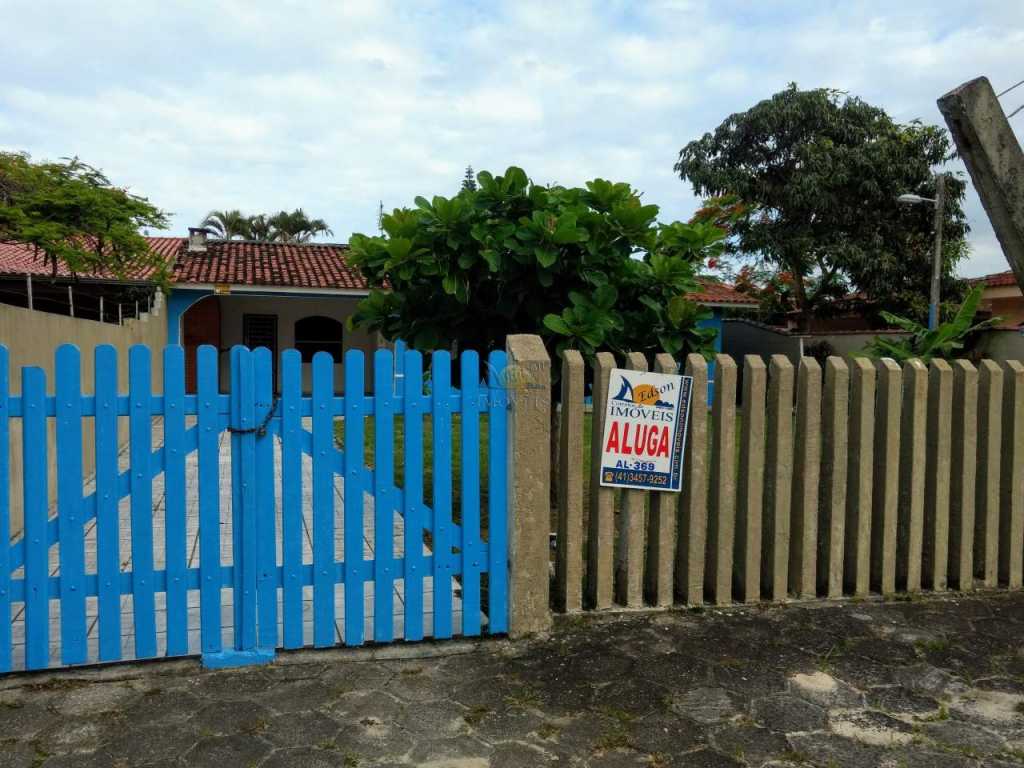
1,300,167,533
547,342,1024,615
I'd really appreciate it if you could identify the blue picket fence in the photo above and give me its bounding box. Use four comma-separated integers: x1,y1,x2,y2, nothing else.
0,343,509,673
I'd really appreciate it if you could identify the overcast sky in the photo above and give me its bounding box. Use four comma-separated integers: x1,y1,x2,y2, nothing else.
1,1,1021,277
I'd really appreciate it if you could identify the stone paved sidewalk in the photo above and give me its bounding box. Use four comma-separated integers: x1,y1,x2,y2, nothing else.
4,592,1024,768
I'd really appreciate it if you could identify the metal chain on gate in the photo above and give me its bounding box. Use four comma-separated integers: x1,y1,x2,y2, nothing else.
228,395,279,438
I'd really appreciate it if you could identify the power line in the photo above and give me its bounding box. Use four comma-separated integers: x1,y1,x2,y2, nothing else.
997,78,1024,98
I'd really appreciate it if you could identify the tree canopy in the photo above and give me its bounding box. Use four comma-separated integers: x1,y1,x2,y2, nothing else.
348,166,725,361
675,85,969,323
0,152,169,282
199,208,332,243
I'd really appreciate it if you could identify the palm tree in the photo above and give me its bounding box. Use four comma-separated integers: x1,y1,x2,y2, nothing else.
267,209,333,243
199,209,251,239
246,213,273,241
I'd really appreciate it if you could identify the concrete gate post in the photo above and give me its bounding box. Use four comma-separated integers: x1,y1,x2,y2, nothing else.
506,334,553,638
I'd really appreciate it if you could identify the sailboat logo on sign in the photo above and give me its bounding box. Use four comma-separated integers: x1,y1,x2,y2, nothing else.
611,377,675,408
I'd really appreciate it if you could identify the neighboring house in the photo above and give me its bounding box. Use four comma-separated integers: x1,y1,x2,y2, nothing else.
971,270,1024,328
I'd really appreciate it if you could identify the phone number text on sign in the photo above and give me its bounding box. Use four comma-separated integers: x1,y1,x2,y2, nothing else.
598,367,693,492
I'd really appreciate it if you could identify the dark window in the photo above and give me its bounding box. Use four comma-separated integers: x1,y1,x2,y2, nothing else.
295,315,344,363
243,314,277,352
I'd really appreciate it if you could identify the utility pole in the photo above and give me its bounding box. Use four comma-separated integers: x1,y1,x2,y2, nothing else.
929,174,946,330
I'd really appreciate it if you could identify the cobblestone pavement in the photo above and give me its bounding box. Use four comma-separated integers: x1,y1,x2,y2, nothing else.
4,592,1024,767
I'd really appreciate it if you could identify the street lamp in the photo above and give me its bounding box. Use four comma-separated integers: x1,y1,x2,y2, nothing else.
897,174,946,330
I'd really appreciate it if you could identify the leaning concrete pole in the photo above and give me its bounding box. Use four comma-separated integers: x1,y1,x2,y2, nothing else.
938,77,1024,287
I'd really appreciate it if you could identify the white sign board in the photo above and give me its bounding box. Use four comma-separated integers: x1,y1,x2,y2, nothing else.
598,368,693,492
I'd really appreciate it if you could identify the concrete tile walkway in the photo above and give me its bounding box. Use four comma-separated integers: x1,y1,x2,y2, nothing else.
3,593,1024,767
9,418,463,670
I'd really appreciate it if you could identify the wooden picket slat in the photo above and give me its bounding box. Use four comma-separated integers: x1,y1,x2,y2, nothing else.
279,350,304,649
21,366,49,670
872,359,902,596
708,354,737,605
898,359,928,593
197,345,222,656
790,358,821,599
763,355,794,603
975,360,1002,588
55,345,87,664
586,352,615,609
924,359,953,592
486,349,508,634
617,352,648,608
163,345,188,656
460,350,482,636
431,350,453,638
1000,361,1024,588
678,354,708,606
845,357,875,597
343,349,366,646
311,351,336,647
948,360,978,592
129,345,157,658
0,346,9,673
373,349,396,643
253,347,277,649
819,357,849,599
556,350,585,612
403,350,426,641
645,353,678,608
736,355,766,603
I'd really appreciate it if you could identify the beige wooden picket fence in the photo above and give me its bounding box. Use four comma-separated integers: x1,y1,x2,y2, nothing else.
551,350,1024,613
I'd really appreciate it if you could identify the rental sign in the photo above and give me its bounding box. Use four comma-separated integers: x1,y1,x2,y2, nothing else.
598,368,693,492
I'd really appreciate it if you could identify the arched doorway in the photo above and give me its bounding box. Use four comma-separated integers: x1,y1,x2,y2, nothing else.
182,295,220,392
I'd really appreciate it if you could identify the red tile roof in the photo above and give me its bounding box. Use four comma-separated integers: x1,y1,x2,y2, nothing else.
970,270,1020,288
0,236,370,292
687,278,758,306
0,237,180,281
172,239,368,291
0,238,753,304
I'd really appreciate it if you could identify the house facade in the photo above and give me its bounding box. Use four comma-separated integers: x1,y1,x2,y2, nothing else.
973,270,1024,328
0,231,757,395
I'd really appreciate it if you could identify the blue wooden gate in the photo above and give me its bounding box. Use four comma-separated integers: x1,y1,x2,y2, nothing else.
0,343,509,673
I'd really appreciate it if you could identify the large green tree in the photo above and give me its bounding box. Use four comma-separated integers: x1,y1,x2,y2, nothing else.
675,85,969,323
0,152,169,281
348,166,724,360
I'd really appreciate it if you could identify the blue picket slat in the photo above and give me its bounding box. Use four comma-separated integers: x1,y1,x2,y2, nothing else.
311,351,336,647
373,350,395,643
487,350,508,634
402,350,425,642
93,346,121,661
0,346,10,673
55,345,87,664
233,346,258,651
280,350,304,649
254,347,278,650
431,350,453,639
129,345,157,658
22,366,49,670
163,346,188,656
229,347,244,647
460,351,482,636
343,349,366,646
197,345,222,656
